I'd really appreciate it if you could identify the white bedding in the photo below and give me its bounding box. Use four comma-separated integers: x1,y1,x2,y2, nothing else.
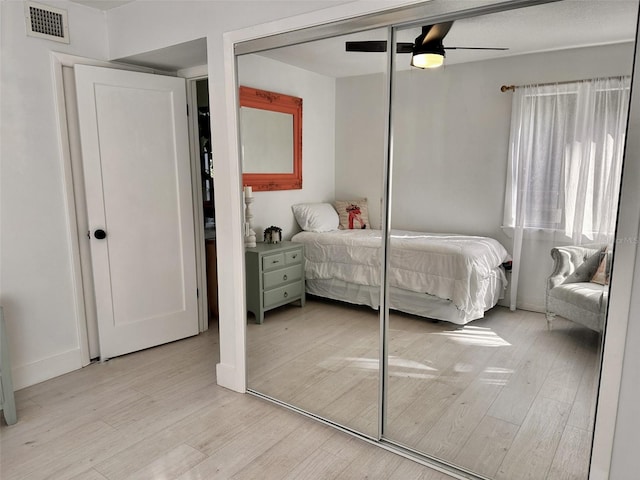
291,229,510,319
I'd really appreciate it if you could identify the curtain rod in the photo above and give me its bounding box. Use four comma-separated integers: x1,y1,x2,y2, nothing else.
500,78,583,92
500,76,630,93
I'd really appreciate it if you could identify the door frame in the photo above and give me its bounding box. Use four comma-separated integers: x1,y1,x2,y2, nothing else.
182,66,211,334
52,52,209,362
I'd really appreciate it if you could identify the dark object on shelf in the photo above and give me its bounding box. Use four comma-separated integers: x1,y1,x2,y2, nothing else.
264,226,282,244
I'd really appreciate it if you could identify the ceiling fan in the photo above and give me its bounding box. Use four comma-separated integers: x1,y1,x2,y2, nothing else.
345,22,508,69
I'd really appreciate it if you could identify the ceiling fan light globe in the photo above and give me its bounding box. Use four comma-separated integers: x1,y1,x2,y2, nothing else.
411,53,444,69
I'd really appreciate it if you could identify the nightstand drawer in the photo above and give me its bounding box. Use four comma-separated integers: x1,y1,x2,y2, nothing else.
264,282,302,308
262,253,285,271
263,264,302,290
285,249,303,265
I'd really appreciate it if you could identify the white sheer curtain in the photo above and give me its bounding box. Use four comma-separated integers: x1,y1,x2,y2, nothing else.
504,76,630,310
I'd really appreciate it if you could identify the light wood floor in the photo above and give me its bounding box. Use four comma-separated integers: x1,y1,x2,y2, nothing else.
0,320,451,480
247,298,601,480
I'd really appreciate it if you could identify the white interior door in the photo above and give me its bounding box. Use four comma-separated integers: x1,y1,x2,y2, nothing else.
74,64,198,360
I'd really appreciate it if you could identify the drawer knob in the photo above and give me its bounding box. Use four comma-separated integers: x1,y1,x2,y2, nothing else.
283,274,288,281
272,260,280,264
292,254,297,259
284,291,288,298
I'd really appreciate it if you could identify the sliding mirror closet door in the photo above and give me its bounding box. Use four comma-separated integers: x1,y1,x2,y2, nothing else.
241,27,389,438
384,2,637,478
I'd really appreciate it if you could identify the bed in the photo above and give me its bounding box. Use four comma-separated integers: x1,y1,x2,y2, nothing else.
291,229,510,325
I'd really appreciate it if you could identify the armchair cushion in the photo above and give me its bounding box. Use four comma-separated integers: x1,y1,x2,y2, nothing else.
548,282,606,313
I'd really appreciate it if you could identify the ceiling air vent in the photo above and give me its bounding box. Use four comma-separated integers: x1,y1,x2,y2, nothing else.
24,2,69,44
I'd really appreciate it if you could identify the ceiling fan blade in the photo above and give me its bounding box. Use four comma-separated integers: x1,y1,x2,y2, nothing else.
345,41,388,52
422,21,453,44
396,42,414,54
345,41,415,54
444,46,509,50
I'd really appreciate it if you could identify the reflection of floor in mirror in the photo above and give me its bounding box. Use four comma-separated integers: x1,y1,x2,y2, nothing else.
2,320,453,480
247,297,600,480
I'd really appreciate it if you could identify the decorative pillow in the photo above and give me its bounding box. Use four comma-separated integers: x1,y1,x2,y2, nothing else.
591,251,610,285
334,199,369,230
291,203,339,232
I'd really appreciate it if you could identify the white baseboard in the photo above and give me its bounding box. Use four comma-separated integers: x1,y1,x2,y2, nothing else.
515,302,546,314
13,349,83,390
497,297,545,314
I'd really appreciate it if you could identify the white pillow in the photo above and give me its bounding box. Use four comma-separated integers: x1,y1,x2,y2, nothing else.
292,203,339,232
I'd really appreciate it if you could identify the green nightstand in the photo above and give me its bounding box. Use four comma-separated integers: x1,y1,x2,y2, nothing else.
245,241,306,324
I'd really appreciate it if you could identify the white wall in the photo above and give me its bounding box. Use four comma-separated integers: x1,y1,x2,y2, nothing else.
0,0,108,389
334,43,635,311
105,1,353,60
335,73,386,229
237,54,336,240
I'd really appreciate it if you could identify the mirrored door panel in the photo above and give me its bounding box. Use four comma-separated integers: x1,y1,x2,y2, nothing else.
241,27,390,438
238,0,638,477
384,2,636,478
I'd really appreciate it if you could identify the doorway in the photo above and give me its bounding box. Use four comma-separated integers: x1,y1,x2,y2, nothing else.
193,78,219,326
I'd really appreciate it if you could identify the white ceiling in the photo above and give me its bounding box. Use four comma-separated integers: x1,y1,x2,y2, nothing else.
70,0,134,10
111,0,638,74
256,0,639,78
118,38,208,71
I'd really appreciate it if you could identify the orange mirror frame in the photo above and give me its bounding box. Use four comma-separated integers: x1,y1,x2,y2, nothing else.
240,86,302,191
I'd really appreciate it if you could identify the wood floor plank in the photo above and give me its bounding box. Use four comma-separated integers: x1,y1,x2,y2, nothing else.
2,420,118,480
176,409,307,479
318,428,371,460
310,375,379,436
123,443,207,480
280,448,351,480
495,396,571,480
388,458,453,480
333,440,404,479
546,425,591,480
249,342,363,401
487,329,565,426
93,387,240,480
415,378,504,460
68,468,109,480
181,394,277,457
453,415,519,478
384,379,466,448
230,418,336,480
5,381,228,480
287,342,380,431
567,353,600,432
537,328,594,405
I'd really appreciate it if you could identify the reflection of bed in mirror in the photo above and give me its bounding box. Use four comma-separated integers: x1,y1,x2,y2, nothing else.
291,229,510,325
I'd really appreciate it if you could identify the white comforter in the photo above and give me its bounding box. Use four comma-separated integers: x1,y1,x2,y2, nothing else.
291,229,510,318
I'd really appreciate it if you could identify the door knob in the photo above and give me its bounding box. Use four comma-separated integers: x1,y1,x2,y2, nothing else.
94,229,107,240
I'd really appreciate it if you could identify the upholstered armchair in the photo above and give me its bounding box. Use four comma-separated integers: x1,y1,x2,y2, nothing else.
545,244,609,332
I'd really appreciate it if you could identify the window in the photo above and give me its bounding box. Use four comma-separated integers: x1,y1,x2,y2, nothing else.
504,77,630,243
